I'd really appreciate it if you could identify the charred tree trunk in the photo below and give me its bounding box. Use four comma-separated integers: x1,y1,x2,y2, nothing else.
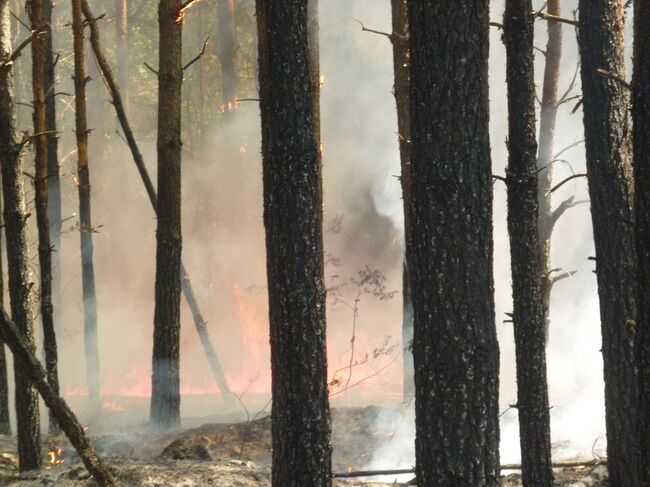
307,0,319,145
256,2,332,485
389,0,413,402
633,1,650,484
0,183,10,436
114,0,127,114
537,0,563,340
0,309,117,486
503,1,553,485
217,0,237,114
407,1,500,485
72,0,100,416
150,0,183,430
28,0,59,435
43,2,62,416
577,2,641,485
0,0,41,469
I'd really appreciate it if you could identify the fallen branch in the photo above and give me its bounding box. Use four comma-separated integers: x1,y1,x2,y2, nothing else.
82,0,236,410
0,309,116,486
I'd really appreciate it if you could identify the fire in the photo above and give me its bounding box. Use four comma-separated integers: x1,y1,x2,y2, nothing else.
175,0,202,24
102,400,126,412
219,99,240,113
319,75,325,87
232,284,267,362
47,448,64,465
72,175,80,187
320,143,324,155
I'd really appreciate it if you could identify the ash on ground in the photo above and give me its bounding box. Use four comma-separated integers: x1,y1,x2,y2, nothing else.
0,407,607,486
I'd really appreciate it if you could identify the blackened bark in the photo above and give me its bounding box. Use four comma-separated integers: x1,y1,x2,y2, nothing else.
0,309,117,486
72,0,100,415
256,2,332,485
407,1,500,485
0,0,40,468
217,0,237,113
633,1,650,484
389,0,413,401
81,1,236,411
28,0,59,435
577,2,641,485
307,0,319,145
0,182,9,436
536,0,562,340
114,0,128,114
503,2,553,485
150,0,182,430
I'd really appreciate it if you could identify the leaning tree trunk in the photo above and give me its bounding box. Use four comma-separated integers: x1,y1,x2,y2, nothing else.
633,1,650,484
0,0,41,469
217,0,237,114
0,182,10,436
503,1,553,485
537,0,563,340
114,0,128,114
256,2,332,486
72,0,100,416
29,0,59,435
577,2,641,485
407,1,500,485
389,0,413,401
150,0,183,430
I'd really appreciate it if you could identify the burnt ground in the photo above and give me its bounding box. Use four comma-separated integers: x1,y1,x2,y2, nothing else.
0,407,607,486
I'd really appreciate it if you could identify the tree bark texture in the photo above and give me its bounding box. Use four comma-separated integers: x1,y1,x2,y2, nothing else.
407,1,500,485
503,1,553,485
633,1,650,484
389,0,413,401
28,0,59,435
150,0,183,430
256,2,332,485
577,2,641,485
0,0,40,468
72,0,100,415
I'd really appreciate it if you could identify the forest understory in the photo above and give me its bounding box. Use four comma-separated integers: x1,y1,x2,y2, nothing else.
0,407,607,486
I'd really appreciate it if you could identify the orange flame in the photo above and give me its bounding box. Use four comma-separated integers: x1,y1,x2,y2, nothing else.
48,448,64,465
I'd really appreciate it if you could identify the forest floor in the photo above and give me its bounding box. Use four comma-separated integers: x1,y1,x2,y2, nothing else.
0,406,607,486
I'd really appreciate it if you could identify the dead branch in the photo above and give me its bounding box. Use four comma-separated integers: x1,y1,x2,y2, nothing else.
142,62,158,76
558,63,581,105
490,21,503,29
183,37,209,71
547,173,588,194
0,25,48,70
551,270,577,284
0,309,117,486
82,0,236,410
553,139,585,159
596,68,631,91
536,11,578,26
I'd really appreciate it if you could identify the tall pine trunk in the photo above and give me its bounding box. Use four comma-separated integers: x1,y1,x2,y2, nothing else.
217,0,237,113
577,2,641,485
389,0,413,401
0,182,9,436
256,2,332,485
537,0,563,339
28,0,59,435
503,1,553,485
407,1,499,484
150,0,183,430
72,0,100,416
0,0,41,468
633,0,650,484
115,0,128,114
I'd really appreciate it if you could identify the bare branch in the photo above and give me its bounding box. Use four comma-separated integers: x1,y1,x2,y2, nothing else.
353,18,392,39
547,173,588,195
536,11,578,26
183,37,209,71
0,25,48,70
551,270,577,285
596,68,631,91
142,62,158,76
553,139,585,159
558,62,581,105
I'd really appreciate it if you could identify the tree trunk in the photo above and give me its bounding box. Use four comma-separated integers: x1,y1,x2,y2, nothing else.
0,0,41,469
28,0,60,435
72,0,100,416
256,2,332,485
81,0,236,411
0,181,10,436
0,309,117,486
407,1,500,485
503,1,553,485
150,0,183,430
114,0,128,115
633,1,650,484
577,2,641,485
389,0,413,402
536,0,563,341
217,0,237,114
